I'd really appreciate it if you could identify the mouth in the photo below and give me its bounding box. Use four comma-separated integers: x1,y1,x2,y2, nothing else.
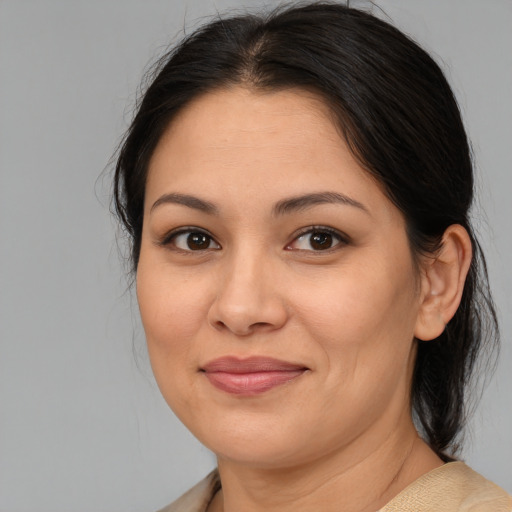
200,356,309,395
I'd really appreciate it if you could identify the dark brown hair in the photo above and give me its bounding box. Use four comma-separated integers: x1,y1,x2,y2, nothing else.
113,2,499,457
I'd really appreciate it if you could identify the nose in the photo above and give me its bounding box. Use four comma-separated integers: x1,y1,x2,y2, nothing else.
207,250,288,336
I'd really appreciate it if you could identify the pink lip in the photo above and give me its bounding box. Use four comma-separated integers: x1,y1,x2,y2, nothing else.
201,356,308,395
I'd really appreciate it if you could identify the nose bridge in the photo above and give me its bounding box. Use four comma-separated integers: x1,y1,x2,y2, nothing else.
208,242,287,335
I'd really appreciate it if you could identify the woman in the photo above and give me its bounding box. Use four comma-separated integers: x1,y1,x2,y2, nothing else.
113,3,511,511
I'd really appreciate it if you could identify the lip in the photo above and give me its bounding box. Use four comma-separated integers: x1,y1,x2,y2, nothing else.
201,356,308,395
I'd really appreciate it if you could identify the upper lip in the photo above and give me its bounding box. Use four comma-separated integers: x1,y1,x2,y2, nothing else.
201,356,308,374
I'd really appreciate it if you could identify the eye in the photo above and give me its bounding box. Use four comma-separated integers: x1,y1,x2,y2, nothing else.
165,229,221,252
287,228,346,251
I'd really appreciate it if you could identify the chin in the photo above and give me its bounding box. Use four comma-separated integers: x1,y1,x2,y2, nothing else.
208,436,308,469
183,407,337,469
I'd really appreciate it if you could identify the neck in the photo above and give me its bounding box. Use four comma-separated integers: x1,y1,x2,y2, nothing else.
209,420,442,512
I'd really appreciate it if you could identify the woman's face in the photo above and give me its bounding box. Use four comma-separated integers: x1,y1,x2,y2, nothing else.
137,87,424,468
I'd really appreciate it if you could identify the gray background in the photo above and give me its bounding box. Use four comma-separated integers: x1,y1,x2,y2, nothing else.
0,0,510,511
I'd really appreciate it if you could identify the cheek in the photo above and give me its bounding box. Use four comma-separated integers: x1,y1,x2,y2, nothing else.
299,262,417,337
136,261,216,418
136,259,211,368
293,255,419,382
290,263,419,437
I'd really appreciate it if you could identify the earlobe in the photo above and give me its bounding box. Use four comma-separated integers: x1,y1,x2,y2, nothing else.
414,225,472,341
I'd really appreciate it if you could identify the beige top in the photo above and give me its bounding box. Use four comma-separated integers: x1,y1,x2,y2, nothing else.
158,462,511,512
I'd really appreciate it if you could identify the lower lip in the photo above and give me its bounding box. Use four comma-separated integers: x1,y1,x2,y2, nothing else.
204,370,306,395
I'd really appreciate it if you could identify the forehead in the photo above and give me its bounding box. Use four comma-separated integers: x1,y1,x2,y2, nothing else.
145,87,394,221
150,86,341,164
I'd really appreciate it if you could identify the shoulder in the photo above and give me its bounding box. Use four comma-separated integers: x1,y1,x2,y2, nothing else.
381,462,512,512
156,470,220,512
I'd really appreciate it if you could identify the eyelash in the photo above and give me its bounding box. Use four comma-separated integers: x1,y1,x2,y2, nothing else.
159,227,220,253
158,226,349,254
286,226,349,252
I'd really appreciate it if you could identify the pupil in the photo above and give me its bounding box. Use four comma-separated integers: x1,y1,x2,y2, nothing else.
187,232,209,250
311,232,332,250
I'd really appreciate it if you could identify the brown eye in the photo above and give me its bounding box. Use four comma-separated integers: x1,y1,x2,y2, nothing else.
309,232,333,250
187,232,210,250
171,230,221,251
288,228,345,252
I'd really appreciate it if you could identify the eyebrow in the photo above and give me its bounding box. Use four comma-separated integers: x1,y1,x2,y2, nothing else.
149,191,368,216
150,193,218,215
273,191,369,216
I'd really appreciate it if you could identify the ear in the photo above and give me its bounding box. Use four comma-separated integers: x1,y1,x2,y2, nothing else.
414,225,472,341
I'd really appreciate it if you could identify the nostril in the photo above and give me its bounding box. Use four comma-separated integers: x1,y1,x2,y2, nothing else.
210,318,273,336
250,321,273,330
212,319,227,330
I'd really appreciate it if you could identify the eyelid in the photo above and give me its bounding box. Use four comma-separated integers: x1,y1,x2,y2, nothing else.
158,226,221,251
285,226,350,251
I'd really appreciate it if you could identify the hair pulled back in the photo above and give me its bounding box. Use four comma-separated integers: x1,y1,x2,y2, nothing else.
113,2,499,458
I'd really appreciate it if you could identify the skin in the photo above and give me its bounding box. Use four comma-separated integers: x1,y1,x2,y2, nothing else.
136,87,471,512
